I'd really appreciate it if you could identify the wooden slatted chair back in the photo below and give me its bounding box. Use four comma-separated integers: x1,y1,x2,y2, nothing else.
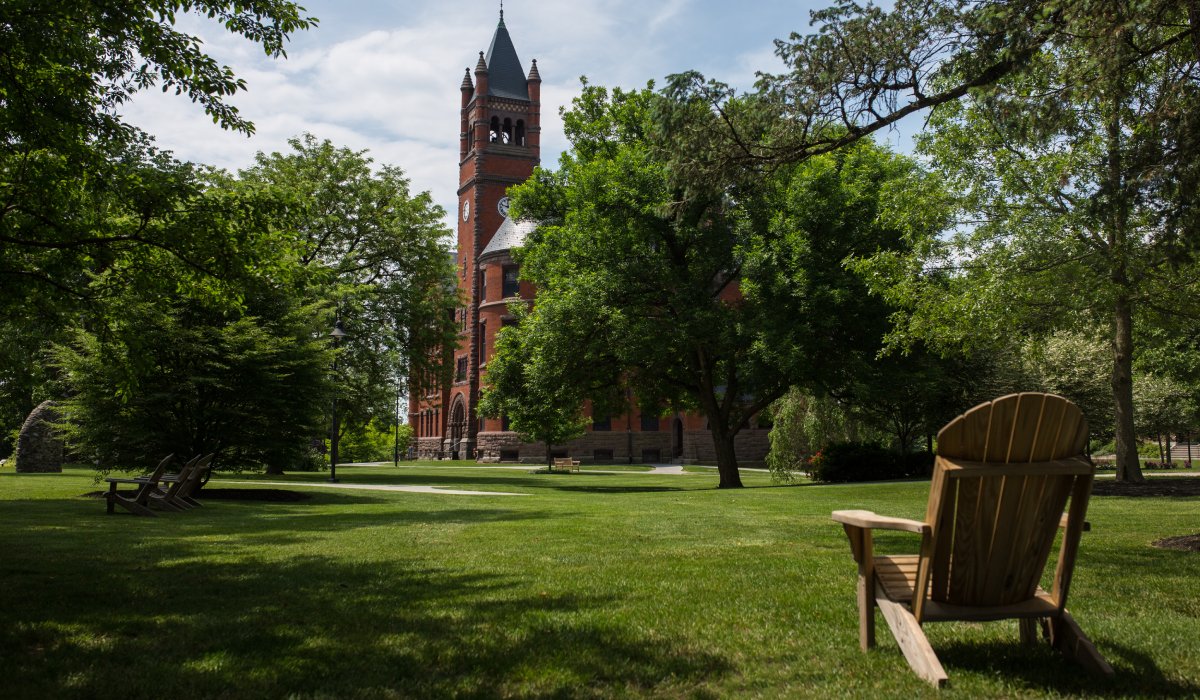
916,393,1092,615
177,453,214,499
144,453,175,484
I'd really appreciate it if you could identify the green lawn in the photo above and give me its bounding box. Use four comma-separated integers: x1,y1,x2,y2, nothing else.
1,464,1197,698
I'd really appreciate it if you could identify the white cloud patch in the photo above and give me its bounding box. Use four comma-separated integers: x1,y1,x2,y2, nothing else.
121,0,830,231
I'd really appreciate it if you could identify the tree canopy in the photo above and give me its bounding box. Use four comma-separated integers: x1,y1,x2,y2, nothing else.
845,6,1200,481
0,1,318,309
0,2,462,473
494,82,939,487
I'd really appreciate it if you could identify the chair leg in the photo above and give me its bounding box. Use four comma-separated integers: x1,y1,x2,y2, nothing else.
875,586,948,688
1019,618,1040,646
1050,612,1115,678
858,568,876,650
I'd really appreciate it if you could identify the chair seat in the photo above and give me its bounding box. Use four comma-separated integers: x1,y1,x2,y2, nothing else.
875,555,925,602
875,555,1061,622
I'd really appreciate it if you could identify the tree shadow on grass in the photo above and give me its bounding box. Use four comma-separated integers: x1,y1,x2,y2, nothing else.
0,526,732,699
298,471,692,495
15,495,561,554
933,638,1199,697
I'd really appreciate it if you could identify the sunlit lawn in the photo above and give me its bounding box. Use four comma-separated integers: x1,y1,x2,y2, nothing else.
1,462,1197,698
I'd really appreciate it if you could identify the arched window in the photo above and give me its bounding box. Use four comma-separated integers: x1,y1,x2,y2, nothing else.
516,119,526,146
502,118,513,144
489,116,500,142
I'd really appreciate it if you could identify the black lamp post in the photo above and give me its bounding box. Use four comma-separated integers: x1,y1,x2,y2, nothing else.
329,317,349,483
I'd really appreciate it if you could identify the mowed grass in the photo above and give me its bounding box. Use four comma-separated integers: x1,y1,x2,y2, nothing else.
1,463,1198,698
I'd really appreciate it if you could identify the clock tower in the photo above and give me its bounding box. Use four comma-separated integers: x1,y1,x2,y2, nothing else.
433,9,540,460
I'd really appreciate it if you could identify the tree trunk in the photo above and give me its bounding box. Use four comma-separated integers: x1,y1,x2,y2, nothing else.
1104,70,1144,485
546,441,553,469
711,427,743,489
1157,433,1165,464
1111,293,1145,482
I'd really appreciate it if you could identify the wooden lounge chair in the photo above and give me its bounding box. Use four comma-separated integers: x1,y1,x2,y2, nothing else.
105,454,175,516
148,454,203,511
832,393,1114,687
172,453,213,507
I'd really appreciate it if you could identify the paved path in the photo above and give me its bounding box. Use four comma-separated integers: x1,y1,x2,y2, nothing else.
347,462,769,474
225,480,528,496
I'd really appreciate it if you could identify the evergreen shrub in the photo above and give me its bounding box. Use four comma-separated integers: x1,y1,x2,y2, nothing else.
810,442,933,483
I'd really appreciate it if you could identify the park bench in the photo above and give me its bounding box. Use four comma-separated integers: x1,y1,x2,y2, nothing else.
552,457,580,472
832,393,1113,687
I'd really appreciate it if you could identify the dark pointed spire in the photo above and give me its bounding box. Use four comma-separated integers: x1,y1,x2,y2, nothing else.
474,51,488,74
527,58,541,82
485,12,528,101
461,67,474,91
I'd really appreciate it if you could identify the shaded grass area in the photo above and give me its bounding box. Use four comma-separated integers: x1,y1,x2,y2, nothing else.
0,465,1198,698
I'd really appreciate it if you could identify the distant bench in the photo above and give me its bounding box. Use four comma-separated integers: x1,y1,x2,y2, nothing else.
552,457,580,472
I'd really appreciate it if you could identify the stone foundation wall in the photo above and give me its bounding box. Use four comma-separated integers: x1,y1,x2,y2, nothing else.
476,431,675,464
415,437,445,460
680,429,770,467
472,429,767,465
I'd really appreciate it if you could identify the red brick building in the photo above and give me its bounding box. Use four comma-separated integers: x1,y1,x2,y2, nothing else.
409,13,770,465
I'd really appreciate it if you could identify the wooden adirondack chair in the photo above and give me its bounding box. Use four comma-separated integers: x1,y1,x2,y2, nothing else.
148,454,202,511
832,393,1114,687
173,453,213,507
104,454,175,516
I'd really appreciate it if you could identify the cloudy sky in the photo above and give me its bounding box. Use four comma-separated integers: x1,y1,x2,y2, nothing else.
122,0,911,227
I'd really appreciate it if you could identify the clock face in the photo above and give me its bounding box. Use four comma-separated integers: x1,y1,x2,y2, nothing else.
497,196,510,218
462,200,470,222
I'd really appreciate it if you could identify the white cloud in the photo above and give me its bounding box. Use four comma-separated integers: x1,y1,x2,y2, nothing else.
120,1,829,231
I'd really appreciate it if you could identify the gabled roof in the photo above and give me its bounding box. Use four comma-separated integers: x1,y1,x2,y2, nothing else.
481,217,537,258
485,16,529,101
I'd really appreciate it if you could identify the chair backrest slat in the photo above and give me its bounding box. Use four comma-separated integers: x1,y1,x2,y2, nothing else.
920,394,1092,611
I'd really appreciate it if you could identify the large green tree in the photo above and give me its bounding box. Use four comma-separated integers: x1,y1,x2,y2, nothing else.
850,22,1200,481
477,305,591,468
238,135,458,449
53,291,330,473
0,0,317,308
733,1,1200,482
500,83,938,488
0,0,317,446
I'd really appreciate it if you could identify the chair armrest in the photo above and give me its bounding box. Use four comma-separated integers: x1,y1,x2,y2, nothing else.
832,510,930,535
1058,513,1091,531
